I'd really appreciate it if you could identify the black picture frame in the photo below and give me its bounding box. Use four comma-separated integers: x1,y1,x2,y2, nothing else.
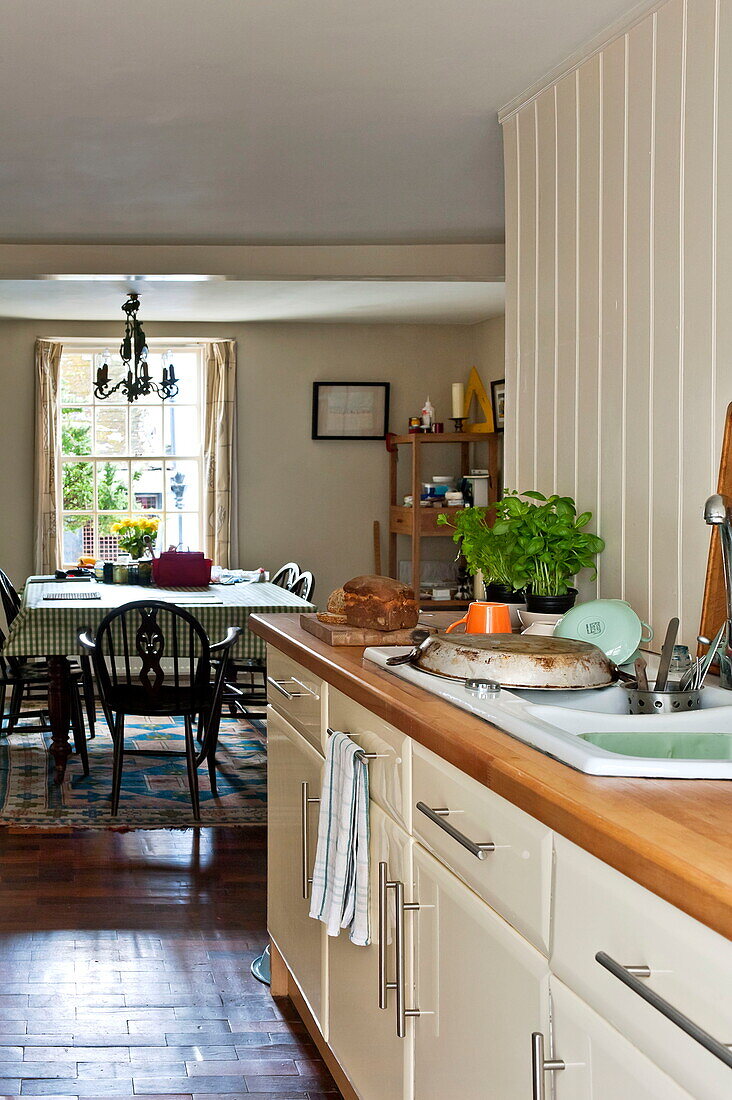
491,378,506,431
312,382,390,440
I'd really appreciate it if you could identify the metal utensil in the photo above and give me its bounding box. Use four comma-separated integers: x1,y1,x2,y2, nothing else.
654,617,680,691
634,655,649,691
680,622,727,691
385,628,433,666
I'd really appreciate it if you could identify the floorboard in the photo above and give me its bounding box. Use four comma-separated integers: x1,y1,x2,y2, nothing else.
0,826,339,1098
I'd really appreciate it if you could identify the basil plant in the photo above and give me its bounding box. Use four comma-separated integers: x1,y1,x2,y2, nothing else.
438,490,605,597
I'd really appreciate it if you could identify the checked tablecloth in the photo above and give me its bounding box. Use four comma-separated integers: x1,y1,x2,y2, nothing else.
4,578,316,659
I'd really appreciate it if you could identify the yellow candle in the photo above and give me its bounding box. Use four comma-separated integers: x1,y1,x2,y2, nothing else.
451,382,464,418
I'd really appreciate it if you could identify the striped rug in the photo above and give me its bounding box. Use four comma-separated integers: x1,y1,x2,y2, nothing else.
0,710,266,828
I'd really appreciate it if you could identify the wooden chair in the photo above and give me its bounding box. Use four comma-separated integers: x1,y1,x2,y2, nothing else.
223,561,302,719
79,601,240,817
0,626,89,775
0,568,96,739
271,562,300,589
290,570,315,601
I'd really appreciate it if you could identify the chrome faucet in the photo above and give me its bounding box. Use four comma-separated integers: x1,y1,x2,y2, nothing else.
703,494,732,688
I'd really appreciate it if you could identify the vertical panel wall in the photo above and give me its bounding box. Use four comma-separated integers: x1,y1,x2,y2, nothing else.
500,0,728,645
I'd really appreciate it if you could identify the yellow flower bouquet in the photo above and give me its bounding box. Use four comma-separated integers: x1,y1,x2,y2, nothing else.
110,516,159,560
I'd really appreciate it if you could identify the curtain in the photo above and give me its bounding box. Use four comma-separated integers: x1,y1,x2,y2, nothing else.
34,339,63,574
203,340,238,568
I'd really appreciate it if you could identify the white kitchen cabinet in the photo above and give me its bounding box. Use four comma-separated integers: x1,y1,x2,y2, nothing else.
552,834,732,1099
267,705,327,1034
412,740,553,953
412,843,549,1100
538,978,693,1099
267,644,324,751
328,687,412,831
328,804,414,1100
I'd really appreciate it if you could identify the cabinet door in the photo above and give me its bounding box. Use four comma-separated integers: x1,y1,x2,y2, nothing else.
544,978,694,1099
412,844,548,1100
267,706,327,1033
328,805,414,1100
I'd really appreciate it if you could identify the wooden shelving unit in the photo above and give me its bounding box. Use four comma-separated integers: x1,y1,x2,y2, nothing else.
387,431,500,608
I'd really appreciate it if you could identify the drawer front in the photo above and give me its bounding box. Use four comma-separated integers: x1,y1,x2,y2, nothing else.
411,742,552,953
267,707,327,1034
552,835,732,1100
267,645,323,752
548,977,694,1099
327,688,411,830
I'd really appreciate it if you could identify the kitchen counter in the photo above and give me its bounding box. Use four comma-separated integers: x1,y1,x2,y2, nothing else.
250,613,732,939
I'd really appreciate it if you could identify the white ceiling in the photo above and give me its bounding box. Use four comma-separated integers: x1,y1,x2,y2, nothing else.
0,279,505,324
0,0,639,245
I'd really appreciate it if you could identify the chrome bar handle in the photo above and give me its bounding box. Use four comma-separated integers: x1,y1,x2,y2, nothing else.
290,676,320,699
394,879,421,1038
416,801,496,860
378,861,393,1009
596,952,732,1069
531,1032,565,1100
268,676,309,700
300,781,320,900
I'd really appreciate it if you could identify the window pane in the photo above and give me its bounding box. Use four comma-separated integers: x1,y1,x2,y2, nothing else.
62,513,93,564
98,513,127,561
95,354,130,405
61,408,92,456
165,460,199,513
95,407,127,455
164,405,199,455
96,461,128,512
62,462,94,511
130,405,163,455
162,512,200,552
144,349,198,405
131,461,164,511
60,354,92,404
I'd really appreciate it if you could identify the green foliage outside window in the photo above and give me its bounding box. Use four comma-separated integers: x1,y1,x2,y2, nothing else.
62,411,140,534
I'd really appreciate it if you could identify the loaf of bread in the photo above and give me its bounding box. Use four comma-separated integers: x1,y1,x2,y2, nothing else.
343,575,419,631
326,587,347,616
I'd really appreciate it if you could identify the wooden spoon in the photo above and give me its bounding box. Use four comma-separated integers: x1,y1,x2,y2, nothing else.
634,655,649,691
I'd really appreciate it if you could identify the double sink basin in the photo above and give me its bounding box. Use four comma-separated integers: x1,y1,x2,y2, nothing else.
365,647,732,778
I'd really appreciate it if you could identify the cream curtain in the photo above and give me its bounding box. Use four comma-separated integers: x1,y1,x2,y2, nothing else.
34,339,63,574
203,340,238,568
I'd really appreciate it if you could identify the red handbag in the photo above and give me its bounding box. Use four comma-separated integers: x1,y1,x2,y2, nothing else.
152,549,212,587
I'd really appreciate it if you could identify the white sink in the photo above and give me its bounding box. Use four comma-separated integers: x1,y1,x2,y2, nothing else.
364,647,732,779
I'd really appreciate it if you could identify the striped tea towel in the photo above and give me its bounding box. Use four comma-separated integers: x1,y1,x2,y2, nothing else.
309,730,371,945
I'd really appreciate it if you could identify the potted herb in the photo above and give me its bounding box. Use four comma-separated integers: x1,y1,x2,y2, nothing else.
497,491,604,613
437,503,525,608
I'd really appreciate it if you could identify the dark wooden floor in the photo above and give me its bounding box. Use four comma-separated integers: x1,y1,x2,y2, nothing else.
0,826,339,1098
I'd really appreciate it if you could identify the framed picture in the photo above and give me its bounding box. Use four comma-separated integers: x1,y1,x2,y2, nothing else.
491,378,506,431
312,382,390,440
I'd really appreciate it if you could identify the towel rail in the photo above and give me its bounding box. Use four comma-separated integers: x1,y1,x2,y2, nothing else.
326,726,397,761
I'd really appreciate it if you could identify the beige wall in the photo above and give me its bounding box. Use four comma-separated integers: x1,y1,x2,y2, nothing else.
501,0,731,646
472,314,506,387
0,317,501,600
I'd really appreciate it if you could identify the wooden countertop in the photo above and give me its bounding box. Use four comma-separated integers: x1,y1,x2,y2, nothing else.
250,614,732,940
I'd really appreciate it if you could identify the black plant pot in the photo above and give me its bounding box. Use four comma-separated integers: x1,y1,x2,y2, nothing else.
524,588,578,615
484,583,526,605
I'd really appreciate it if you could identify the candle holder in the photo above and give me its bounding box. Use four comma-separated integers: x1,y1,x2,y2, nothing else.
451,417,465,433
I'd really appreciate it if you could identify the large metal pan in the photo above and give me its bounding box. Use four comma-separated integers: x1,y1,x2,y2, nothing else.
387,632,626,690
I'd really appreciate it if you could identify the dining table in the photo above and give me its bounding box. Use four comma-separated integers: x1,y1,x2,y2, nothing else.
3,577,316,784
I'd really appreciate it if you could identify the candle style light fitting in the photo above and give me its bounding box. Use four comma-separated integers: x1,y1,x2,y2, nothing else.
94,292,179,403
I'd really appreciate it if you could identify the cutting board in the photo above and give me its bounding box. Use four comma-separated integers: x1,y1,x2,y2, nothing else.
700,401,732,653
300,614,422,647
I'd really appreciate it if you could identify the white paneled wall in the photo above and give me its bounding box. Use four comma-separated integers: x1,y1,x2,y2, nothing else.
500,0,731,646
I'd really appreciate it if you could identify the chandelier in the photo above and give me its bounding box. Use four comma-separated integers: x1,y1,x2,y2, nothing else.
94,292,179,403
